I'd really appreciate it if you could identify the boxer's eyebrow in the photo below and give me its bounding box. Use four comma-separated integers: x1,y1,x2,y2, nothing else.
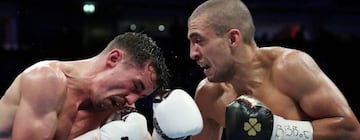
188,32,200,40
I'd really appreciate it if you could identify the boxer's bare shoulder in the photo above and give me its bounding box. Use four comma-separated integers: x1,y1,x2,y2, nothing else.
0,60,73,139
21,60,67,104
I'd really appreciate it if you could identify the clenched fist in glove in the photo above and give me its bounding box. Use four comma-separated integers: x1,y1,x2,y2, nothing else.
152,89,203,140
74,108,151,140
225,95,313,140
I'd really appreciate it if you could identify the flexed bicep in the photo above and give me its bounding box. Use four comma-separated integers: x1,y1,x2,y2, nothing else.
274,50,360,139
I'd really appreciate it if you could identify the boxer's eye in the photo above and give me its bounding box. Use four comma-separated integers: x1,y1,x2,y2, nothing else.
132,80,145,93
195,38,202,44
195,38,206,46
190,34,204,45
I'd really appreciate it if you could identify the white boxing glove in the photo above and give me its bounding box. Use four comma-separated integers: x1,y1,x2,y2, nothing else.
74,112,151,140
100,112,151,140
152,89,203,140
74,108,150,140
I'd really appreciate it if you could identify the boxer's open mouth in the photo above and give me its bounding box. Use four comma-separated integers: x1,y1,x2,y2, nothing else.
200,64,210,69
110,96,125,107
203,65,210,69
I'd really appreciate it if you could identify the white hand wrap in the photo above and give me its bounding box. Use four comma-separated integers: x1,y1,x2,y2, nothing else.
152,89,203,140
271,115,313,140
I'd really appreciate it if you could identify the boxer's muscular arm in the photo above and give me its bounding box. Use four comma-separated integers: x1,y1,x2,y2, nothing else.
274,50,360,139
12,66,65,140
190,79,222,140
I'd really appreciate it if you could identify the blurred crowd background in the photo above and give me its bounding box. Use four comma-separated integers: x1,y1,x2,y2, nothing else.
1,0,359,128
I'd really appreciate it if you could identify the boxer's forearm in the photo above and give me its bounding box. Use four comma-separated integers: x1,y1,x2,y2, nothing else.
311,117,360,140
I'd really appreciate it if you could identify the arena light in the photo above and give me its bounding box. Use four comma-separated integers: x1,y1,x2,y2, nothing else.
158,24,165,32
130,24,137,31
83,2,96,15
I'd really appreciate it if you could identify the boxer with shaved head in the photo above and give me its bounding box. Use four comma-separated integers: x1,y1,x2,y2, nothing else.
187,0,360,139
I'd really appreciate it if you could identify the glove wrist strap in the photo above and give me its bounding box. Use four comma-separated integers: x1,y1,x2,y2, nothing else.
153,118,186,140
271,115,313,140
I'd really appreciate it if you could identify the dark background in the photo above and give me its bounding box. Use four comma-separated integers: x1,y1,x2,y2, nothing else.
1,0,360,136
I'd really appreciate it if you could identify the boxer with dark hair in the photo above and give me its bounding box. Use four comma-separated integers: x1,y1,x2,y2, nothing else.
187,0,360,139
0,32,170,140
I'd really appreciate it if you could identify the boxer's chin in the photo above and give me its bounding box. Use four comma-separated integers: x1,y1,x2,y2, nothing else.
203,66,212,77
204,69,218,82
206,74,225,83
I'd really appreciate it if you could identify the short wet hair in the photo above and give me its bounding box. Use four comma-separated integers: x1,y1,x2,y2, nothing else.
103,32,170,90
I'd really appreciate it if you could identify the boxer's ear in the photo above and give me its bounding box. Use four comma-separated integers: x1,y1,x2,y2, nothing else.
107,49,123,67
